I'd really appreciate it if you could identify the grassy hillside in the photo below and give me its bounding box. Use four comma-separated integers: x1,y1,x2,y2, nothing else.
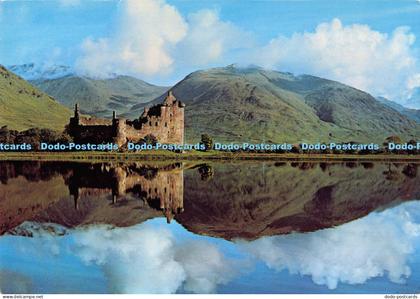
133,66,419,143
32,75,169,118
0,65,71,131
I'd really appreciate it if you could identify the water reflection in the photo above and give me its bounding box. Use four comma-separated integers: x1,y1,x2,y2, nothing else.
1,161,420,239
68,163,184,223
0,201,419,294
1,161,420,293
240,202,420,290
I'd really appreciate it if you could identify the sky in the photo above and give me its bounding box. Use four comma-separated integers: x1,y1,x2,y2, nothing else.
0,0,420,107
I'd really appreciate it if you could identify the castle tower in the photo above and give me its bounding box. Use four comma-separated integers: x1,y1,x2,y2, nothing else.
164,90,176,105
74,103,80,119
159,91,185,145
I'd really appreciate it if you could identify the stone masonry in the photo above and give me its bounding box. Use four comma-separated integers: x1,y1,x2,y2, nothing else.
67,91,185,147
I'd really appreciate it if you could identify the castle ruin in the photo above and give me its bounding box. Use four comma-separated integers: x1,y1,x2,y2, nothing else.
67,91,185,147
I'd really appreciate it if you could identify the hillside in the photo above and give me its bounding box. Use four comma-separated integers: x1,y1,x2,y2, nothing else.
377,96,420,123
0,65,71,131
132,66,419,143
31,75,169,118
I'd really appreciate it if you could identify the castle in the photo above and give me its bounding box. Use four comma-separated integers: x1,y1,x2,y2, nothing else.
67,91,185,147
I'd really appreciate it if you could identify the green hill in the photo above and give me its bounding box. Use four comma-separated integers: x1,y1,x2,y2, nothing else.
132,65,419,143
32,75,169,118
0,65,71,131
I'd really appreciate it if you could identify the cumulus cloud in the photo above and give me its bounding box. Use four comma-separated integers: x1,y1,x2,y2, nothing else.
174,241,235,293
73,224,235,293
175,9,251,67
249,18,420,106
75,3,420,108
239,201,420,290
76,0,188,78
75,0,248,79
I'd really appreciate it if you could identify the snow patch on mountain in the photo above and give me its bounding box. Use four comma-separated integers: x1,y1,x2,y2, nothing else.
8,63,74,80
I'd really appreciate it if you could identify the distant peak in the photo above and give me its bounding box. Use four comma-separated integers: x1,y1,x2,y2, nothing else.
225,63,264,71
8,63,73,80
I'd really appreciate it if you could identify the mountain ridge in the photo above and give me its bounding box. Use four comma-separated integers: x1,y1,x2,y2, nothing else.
31,74,169,118
132,66,419,143
9,63,170,118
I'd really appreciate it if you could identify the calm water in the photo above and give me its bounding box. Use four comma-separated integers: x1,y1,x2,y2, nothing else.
0,160,420,294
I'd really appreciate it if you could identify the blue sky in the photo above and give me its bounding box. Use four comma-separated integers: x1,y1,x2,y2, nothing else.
0,0,420,106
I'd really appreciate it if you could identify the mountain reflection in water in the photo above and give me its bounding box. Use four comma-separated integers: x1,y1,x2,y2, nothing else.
0,161,419,239
0,161,420,293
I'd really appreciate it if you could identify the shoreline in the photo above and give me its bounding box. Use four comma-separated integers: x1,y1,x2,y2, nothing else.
0,151,419,162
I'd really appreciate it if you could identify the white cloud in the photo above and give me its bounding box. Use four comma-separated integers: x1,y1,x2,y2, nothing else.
175,9,250,67
76,0,188,78
239,201,420,290
249,18,420,107
174,241,235,293
75,1,249,79
76,6,420,108
73,224,235,293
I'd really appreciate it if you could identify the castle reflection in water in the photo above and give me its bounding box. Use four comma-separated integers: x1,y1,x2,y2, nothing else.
68,162,185,223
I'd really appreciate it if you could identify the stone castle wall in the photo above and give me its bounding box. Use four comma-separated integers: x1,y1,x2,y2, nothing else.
68,91,185,147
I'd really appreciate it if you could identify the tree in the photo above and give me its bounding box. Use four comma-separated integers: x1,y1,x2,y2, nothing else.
383,135,402,153
198,164,213,181
200,134,213,151
142,134,158,146
0,126,18,143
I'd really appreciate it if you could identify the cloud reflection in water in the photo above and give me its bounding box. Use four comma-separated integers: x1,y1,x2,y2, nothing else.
0,201,419,293
239,201,420,289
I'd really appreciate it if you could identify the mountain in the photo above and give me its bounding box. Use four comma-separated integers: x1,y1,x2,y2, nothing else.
0,65,71,131
377,96,420,123
9,63,169,118
8,63,73,80
132,65,419,143
31,75,169,118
